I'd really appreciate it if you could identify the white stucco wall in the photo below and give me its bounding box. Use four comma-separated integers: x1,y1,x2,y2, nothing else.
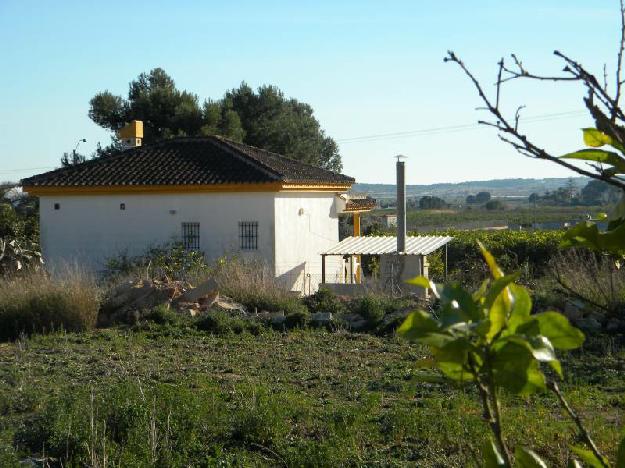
39,193,276,271
273,193,343,293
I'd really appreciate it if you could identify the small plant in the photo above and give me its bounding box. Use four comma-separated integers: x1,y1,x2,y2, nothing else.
144,304,181,326
194,310,250,335
398,242,624,467
354,295,386,326
303,287,347,315
285,308,310,329
104,242,209,282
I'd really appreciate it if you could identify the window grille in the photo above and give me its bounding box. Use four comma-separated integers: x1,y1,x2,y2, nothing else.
239,221,258,250
181,222,200,250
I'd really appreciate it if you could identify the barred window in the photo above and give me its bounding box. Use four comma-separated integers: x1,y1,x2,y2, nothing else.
239,221,258,250
181,222,200,250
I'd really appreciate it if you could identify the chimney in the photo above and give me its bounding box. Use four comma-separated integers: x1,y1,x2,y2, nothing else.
118,120,143,149
396,156,406,253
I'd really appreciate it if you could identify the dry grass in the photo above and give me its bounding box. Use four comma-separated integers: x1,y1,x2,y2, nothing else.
549,249,625,317
0,267,101,341
210,257,300,312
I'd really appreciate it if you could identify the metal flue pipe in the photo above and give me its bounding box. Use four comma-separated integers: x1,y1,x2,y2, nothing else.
396,156,406,253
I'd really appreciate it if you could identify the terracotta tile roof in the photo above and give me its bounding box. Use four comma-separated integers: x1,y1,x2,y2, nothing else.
344,196,376,212
21,136,354,188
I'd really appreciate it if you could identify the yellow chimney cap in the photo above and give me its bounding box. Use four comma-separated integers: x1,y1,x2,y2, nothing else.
118,120,144,139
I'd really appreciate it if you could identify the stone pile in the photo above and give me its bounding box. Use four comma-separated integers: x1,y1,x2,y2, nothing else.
99,277,247,325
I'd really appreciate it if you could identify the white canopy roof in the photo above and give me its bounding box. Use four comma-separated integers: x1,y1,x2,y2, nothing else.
322,235,453,256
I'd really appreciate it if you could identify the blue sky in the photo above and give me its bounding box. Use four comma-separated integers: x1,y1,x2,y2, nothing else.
0,1,620,184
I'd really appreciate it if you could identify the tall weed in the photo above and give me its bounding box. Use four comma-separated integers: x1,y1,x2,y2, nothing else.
0,268,100,341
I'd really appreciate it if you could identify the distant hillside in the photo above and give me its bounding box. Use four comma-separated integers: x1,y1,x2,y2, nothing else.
352,177,588,200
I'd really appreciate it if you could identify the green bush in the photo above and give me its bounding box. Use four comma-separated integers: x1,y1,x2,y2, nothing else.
353,296,386,326
0,271,100,341
144,305,181,326
421,229,565,286
303,287,348,315
194,311,250,335
104,242,210,282
285,308,310,329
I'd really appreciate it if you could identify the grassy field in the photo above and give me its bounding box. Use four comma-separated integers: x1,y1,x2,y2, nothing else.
0,326,623,466
398,206,602,231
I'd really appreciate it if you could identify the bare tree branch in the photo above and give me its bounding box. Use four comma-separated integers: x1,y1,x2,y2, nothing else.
444,49,625,191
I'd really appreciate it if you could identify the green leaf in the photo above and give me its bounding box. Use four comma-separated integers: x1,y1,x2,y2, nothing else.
487,294,508,342
492,340,546,395
479,241,504,279
484,272,520,310
515,446,548,468
582,127,625,152
397,310,441,341
560,148,625,173
432,337,474,365
438,361,475,381
562,219,625,256
523,312,585,350
406,275,440,298
439,282,481,325
617,435,625,468
548,358,563,378
570,446,606,468
567,459,583,468
507,284,532,333
482,438,506,468
473,278,491,303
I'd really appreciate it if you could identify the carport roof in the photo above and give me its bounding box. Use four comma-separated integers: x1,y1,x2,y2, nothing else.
322,235,453,256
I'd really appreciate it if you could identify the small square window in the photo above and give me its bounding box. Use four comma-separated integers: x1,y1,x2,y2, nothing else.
239,221,258,250
120,203,126,210
54,203,60,210
181,222,200,250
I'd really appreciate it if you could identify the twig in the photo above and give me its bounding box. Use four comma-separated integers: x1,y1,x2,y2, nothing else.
548,381,609,468
613,0,625,120
469,358,512,466
444,50,625,191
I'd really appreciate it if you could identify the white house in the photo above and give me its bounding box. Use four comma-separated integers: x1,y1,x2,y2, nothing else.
22,132,364,292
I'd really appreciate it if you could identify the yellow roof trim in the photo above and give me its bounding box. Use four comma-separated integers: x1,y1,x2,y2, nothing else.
23,182,353,196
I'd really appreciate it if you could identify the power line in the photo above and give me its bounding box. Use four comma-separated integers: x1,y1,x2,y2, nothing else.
0,166,55,174
1,109,589,174
336,110,587,144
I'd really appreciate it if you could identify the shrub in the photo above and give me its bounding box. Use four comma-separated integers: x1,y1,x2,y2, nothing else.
194,311,250,335
285,308,310,329
353,296,386,326
144,304,181,326
303,287,347,315
0,269,100,341
548,249,625,329
419,229,565,287
104,242,210,282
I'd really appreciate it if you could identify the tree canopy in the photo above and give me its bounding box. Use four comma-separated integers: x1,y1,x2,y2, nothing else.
88,69,342,171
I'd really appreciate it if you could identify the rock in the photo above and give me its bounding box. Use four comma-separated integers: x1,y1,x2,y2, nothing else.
606,318,625,333
576,317,602,332
213,296,247,315
271,312,286,326
311,312,333,324
564,300,584,321
341,314,368,331
178,278,219,303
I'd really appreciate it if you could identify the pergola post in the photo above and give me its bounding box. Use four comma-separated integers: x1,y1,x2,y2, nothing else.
321,254,326,284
